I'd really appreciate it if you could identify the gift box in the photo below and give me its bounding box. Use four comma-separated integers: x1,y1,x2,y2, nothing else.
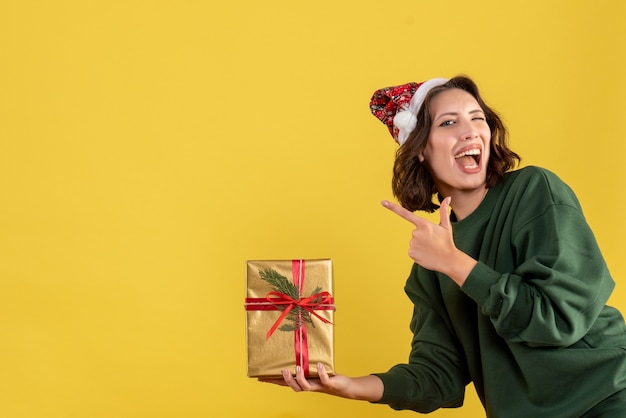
245,259,335,378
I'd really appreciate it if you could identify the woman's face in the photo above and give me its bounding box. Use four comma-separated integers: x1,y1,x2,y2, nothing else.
420,88,491,198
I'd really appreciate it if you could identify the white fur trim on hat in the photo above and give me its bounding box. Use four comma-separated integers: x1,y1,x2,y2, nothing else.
393,78,448,145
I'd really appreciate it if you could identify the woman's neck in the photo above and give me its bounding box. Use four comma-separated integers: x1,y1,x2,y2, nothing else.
448,186,489,221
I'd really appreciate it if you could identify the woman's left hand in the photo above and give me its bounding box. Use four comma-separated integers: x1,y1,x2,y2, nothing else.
382,197,476,286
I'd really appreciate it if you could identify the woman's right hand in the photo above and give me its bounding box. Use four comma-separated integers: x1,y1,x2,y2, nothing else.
259,363,384,401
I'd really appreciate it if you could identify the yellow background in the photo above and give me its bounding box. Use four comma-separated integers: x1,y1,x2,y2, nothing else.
1,1,624,417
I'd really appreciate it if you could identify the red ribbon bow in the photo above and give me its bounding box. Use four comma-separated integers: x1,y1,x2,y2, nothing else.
264,290,334,340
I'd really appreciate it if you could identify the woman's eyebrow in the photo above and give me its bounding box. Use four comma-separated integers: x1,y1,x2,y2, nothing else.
434,109,484,122
433,111,458,122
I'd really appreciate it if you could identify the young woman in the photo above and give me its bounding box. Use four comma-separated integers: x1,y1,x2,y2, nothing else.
262,75,626,417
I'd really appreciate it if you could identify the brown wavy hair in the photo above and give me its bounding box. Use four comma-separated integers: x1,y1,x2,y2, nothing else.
392,75,520,213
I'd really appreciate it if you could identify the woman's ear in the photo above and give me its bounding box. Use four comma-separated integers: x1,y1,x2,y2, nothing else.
418,153,425,162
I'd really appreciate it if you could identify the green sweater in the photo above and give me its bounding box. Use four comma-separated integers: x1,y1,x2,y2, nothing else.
374,166,626,417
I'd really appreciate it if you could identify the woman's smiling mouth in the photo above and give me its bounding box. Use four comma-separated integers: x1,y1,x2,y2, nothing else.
454,148,481,169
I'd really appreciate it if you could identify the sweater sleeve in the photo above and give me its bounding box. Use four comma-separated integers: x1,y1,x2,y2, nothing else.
461,171,614,347
372,265,469,413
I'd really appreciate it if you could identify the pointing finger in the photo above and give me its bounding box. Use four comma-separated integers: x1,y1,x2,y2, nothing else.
381,200,422,226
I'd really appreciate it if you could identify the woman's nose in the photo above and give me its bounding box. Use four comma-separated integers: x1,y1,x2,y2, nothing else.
462,131,478,140
461,124,479,140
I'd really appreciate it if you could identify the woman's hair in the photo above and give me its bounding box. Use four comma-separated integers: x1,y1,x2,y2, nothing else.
392,75,520,212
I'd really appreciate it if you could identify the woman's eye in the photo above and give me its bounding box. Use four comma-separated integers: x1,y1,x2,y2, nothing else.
439,120,455,127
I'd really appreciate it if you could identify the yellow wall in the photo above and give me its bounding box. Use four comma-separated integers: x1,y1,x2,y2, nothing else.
1,1,624,417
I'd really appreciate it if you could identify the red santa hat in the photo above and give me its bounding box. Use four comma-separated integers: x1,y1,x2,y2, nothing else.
369,78,448,145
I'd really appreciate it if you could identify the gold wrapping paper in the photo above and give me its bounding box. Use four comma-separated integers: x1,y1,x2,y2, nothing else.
245,259,334,378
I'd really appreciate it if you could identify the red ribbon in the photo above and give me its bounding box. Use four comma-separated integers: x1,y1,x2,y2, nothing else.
264,290,334,338
244,260,334,377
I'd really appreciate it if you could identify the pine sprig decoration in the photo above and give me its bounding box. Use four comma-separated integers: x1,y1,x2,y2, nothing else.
258,267,323,334
258,268,299,300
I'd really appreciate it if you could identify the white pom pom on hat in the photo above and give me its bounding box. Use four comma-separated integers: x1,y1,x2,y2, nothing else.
392,110,418,145
369,78,448,145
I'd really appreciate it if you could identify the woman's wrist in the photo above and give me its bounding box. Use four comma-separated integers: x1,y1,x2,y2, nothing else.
345,375,384,401
443,250,477,287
